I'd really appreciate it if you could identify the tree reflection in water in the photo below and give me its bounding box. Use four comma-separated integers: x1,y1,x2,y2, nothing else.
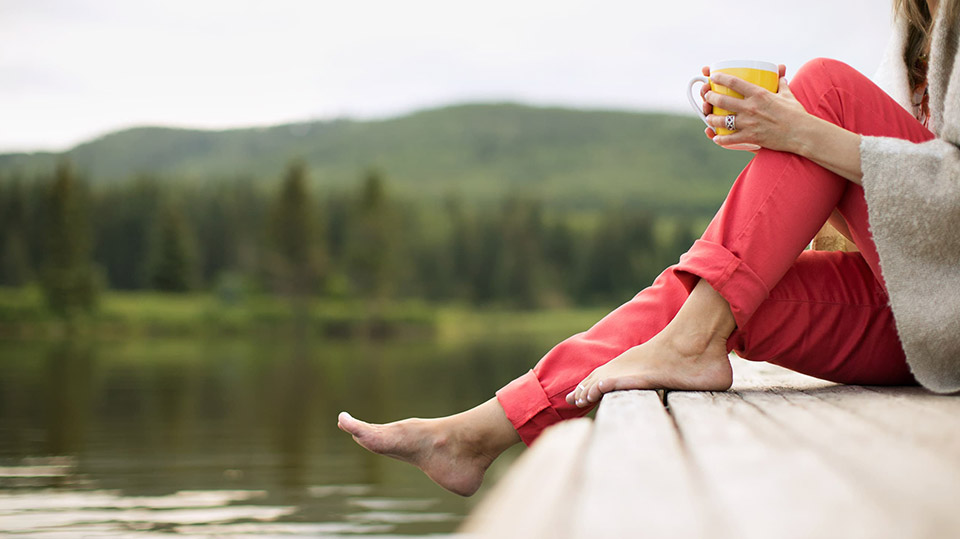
0,334,548,535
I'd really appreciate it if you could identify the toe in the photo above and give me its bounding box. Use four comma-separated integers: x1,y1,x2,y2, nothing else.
338,411,364,436
573,382,586,407
569,386,581,406
609,375,648,392
576,383,593,407
585,383,602,403
574,373,597,404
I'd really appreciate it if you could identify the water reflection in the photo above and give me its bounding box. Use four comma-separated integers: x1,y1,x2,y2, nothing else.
0,334,552,535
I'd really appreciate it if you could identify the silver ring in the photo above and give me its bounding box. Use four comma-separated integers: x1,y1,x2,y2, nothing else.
725,114,737,131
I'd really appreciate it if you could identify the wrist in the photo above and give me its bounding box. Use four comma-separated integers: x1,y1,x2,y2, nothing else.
792,113,824,158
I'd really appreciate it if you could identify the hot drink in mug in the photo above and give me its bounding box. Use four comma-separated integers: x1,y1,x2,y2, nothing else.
687,60,779,151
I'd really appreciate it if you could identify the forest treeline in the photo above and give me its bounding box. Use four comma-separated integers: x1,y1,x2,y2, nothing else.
0,160,704,315
0,104,750,212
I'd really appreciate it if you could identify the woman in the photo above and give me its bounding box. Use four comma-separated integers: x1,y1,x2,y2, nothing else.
338,0,960,497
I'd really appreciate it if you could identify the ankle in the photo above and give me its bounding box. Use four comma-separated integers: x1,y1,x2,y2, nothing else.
453,421,508,463
661,324,729,359
665,280,736,347
452,398,521,458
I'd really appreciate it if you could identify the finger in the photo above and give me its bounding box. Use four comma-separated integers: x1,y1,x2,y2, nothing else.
705,91,743,113
714,132,753,147
702,100,711,116
710,72,764,97
704,126,717,139
777,77,791,96
566,390,576,405
701,65,710,77
705,114,730,129
779,64,787,78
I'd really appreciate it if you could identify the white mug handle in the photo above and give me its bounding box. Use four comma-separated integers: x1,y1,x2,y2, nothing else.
687,76,711,127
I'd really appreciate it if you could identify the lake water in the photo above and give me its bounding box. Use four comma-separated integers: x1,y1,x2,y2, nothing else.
0,334,567,537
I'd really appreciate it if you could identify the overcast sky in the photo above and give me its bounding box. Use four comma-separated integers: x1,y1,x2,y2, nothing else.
1,0,895,153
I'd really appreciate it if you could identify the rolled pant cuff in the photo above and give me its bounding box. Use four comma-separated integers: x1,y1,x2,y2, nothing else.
674,239,770,328
495,369,563,446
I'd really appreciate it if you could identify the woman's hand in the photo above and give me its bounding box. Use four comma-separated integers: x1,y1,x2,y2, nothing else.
702,65,812,153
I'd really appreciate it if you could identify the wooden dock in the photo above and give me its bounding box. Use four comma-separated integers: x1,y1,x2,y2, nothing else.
460,356,960,538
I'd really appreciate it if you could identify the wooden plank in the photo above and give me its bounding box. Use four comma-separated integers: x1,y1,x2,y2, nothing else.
804,384,960,452
462,355,959,538
668,389,902,539
735,385,960,537
459,418,592,538
732,355,960,530
730,354,833,391
570,390,712,537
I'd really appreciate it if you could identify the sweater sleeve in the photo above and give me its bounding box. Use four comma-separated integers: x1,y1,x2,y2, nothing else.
859,135,960,393
860,136,960,258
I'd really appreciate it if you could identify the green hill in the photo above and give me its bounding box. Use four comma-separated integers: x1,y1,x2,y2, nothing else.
0,103,750,212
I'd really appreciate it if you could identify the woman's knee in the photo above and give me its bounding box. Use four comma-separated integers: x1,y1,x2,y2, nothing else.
789,58,868,121
790,58,860,101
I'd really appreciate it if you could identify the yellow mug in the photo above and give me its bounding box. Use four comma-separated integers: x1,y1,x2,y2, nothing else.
687,60,779,149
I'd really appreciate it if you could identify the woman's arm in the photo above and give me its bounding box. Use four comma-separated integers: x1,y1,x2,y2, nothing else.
793,115,863,185
704,71,864,185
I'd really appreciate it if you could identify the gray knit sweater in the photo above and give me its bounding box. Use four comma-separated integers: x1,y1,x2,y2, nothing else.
861,10,960,393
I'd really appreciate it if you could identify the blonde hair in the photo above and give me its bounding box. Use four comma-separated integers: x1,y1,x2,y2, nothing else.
896,0,960,89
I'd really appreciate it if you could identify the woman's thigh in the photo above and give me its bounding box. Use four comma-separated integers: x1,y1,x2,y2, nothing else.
788,58,936,286
681,58,936,326
729,249,915,386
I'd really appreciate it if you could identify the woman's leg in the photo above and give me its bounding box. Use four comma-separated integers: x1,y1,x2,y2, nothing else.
515,58,935,432
337,398,518,497
336,249,910,497
729,249,914,385
338,58,934,494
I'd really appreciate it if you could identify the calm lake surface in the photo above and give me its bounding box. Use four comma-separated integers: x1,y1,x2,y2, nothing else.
0,333,568,536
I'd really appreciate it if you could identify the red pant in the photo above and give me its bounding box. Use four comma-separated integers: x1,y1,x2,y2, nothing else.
496,58,937,446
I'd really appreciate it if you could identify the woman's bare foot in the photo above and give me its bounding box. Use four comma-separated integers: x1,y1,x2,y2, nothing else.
566,328,733,406
567,278,737,406
337,398,519,497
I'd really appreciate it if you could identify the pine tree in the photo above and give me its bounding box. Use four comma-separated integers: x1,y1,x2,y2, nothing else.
444,196,475,300
346,168,398,302
0,179,33,286
92,178,160,289
40,160,99,316
266,160,323,298
670,219,700,260
146,200,199,292
542,219,578,304
493,197,546,309
577,209,655,304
